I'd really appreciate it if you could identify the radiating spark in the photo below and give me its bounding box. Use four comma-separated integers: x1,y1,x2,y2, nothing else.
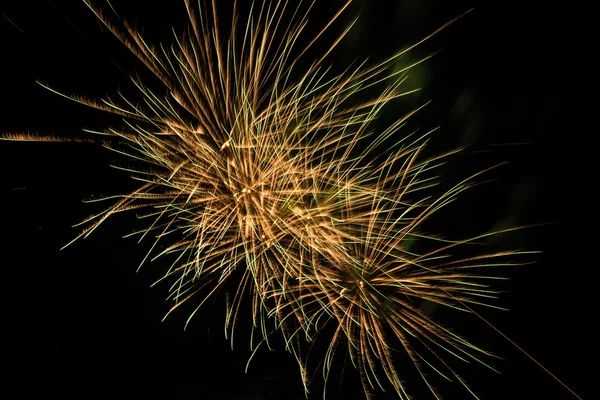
0,1,558,399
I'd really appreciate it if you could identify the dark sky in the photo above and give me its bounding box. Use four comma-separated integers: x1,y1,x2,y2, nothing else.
0,1,592,399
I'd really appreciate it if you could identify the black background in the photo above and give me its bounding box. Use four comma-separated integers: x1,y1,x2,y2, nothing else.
1,1,593,399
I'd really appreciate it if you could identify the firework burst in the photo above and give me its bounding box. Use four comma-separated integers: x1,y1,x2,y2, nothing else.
1,1,542,399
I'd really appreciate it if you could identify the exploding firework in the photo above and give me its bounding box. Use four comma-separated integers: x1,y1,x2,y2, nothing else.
2,1,548,399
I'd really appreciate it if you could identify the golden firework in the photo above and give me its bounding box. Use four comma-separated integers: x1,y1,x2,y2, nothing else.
2,1,541,399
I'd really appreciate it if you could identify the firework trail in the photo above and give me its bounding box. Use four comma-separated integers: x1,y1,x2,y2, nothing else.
1,1,545,399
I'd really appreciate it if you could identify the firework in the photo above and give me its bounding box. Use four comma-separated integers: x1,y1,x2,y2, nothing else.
2,1,539,399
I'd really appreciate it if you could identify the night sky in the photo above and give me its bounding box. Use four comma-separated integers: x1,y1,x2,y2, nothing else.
1,1,593,399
